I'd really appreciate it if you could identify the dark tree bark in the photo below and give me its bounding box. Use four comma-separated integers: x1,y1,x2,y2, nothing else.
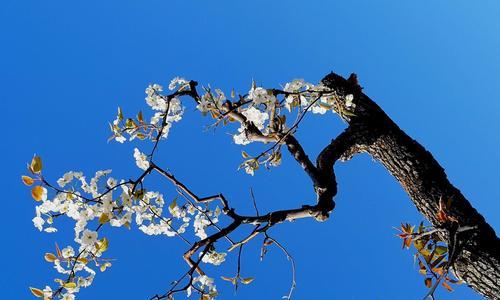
317,73,500,299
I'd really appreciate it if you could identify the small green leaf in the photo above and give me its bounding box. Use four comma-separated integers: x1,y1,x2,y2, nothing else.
434,245,448,256
98,213,110,224
30,156,43,174
118,107,123,121
63,282,76,289
169,197,177,210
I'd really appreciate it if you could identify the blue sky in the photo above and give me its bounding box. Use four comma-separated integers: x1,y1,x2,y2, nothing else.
2,1,500,299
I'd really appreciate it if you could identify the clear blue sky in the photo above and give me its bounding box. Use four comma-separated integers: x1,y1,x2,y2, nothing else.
2,1,500,299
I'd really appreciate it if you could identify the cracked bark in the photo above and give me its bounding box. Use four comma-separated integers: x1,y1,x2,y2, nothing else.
318,73,500,299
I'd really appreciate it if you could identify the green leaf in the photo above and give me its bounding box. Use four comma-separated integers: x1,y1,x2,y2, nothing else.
169,197,177,210
118,107,123,121
99,213,110,224
434,245,448,256
30,156,43,174
96,237,109,252
63,282,76,289
125,118,136,128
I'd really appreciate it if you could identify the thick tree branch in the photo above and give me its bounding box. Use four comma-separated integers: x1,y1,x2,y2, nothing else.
320,72,500,299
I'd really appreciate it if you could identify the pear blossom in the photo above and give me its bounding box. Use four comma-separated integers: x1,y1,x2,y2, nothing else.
233,128,250,145
80,229,98,246
192,275,217,298
145,84,168,111
44,227,57,233
150,112,163,125
62,293,75,300
201,250,227,266
110,212,132,228
32,215,44,231
106,177,117,188
114,135,126,143
57,171,83,188
311,104,328,115
241,106,268,129
165,97,184,123
61,246,75,258
283,79,306,93
248,87,275,107
42,286,53,298
345,94,356,109
168,77,188,90
193,212,211,239
133,148,150,170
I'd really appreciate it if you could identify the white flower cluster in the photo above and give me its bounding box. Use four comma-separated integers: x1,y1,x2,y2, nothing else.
201,250,227,266
145,84,184,140
233,107,270,145
248,86,275,107
197,89,226,114
31,156,227,299
110,78,188,144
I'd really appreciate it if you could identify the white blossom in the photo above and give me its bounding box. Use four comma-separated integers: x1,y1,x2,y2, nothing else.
233,128,250,145
168,77,188,91
201,250,227,266
311,104,328,115
57,171,83,188
42,286,53,298
345,94,356,109
106,177,117,188
80,229,98,246
193,275,217,298
248,87,275,107
115,135,126,143
32,215,44,231
133,148,150,170
61,246,75,258
44,227,57,233
283,79,306,93
193,212,211,239
62,293,75,300
242,106,268,130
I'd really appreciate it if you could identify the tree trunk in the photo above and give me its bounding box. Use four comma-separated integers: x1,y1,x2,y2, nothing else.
321,73,500,299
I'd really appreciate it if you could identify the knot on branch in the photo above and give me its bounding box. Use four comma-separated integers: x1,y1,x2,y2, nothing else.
313,210,330,222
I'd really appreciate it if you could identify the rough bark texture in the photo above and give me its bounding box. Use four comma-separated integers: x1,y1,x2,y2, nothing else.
320,73,500,299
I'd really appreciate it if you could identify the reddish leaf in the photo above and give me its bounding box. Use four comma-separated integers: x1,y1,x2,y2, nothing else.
424,278,432,288
442,281,453,292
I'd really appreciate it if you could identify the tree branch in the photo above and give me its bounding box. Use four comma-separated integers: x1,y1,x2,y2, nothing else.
319,72,500,299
